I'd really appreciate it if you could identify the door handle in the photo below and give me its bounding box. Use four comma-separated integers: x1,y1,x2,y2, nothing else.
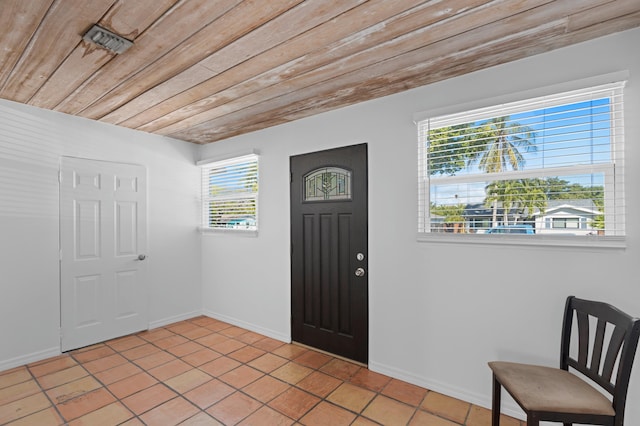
135,254,147,261
355,267,365,277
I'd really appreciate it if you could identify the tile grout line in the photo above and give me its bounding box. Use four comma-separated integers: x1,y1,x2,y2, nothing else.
218,322,394,424
28,319,368,424
24,359,69,425
68,348,131,424
73,346,178,426
4,316,515,425
177,318,293,424
169,318,336,423
155,317,439,424
190,320,297,423
109,323,222,424
121,319,269,424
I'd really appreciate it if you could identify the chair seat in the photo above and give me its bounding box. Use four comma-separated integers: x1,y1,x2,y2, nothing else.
488,361,615,416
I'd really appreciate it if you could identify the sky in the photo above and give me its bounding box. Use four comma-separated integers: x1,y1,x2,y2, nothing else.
427,97,613,207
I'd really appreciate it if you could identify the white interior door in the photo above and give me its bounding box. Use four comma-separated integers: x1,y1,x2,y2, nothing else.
60,157,148,352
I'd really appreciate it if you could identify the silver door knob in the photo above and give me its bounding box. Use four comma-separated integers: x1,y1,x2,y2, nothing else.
355,267,365,277
136,254,146,261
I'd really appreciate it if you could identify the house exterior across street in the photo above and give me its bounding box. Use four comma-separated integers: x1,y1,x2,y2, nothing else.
432,199,601,235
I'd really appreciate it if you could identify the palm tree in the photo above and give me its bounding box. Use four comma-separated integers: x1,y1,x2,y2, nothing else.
485,180,517,226
470,116,538,226
428,124,485,176
431,203,466,233
486,179,547,226
473,116,537,173
513,178,547,223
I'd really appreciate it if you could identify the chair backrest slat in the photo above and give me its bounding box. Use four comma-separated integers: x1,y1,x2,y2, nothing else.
576,310,590,367
589,318,607,374
602,326,625,382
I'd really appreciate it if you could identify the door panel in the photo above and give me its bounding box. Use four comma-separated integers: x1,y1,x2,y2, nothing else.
116,201,137,255
74,275,101,327
290,144,368,363
75,200,101,258
60,157,148,352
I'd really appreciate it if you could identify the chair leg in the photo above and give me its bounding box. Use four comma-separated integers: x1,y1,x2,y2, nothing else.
492,374,501,426
526,414,539,426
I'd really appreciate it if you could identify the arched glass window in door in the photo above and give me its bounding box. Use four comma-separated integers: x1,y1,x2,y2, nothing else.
304,167,352,201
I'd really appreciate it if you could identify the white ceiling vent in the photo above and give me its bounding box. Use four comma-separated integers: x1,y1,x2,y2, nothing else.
83,25,133,54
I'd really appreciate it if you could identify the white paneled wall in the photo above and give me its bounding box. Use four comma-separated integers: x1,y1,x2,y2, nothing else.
0,101,201,370
199,28,640,424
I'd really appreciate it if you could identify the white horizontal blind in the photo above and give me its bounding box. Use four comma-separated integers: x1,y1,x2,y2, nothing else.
201,154,258,231
418,82,625,238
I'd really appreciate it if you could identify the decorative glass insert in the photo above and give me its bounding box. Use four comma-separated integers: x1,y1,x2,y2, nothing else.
304,167,352,201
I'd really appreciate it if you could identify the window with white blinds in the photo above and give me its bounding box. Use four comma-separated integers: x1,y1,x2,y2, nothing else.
200,153,258,231
417,81,625,241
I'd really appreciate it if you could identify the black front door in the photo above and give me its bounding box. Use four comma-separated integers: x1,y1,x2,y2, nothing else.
290,143,368,363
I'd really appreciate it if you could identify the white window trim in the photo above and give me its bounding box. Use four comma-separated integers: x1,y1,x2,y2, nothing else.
197,150,259,167
416,231,625,249
200,227,259,237
198,150,259,237
415,73,627,249
412,71,629,123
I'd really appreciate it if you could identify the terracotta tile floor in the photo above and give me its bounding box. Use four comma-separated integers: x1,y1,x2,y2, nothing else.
0,316,525,425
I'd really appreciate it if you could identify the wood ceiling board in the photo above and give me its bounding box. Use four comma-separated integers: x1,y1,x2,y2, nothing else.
0,0,117,103
357,11,640,108
176,7,640,145
75,0,304,120
169,22,572,144
27,0,179,109
114,0,431,130
98,0,180,40
167,8,577,143
197,0,368,74
149,0,553,137
0,0,54,89
561,10,640,46
27,42,115,110
98,63,219,124
171,0,621,141
53,0,243,115
100,0,369,127
134,0,496,135
2,0,639,145
567,0,639,31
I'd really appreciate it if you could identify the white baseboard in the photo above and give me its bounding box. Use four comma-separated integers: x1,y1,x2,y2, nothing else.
148,310,202,329
202,309,290,343
0,347,61,373
368,360,525,421
0,310,210,373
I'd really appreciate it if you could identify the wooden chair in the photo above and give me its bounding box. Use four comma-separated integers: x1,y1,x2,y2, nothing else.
489,296,640,426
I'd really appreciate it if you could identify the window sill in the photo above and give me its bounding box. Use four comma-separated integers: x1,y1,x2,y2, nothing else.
417,233,625,250
199,227,258,237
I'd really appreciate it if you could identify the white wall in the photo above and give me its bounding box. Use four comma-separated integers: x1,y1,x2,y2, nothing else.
200,27,640,423
0,100,201,370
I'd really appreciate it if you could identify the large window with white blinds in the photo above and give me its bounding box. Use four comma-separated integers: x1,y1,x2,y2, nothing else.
417,81,625,243
200,153,258,232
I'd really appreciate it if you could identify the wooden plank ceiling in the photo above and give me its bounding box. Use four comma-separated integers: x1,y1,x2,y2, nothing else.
1,0,639,145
